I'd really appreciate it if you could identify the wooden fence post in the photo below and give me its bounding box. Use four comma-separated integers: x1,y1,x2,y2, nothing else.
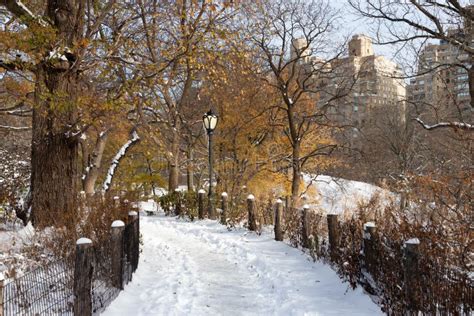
198,189,206,219
220,192,228,225
111,220,125,289
113,196,120,208
302,205,311,248
126,211,138,282
247,194,257,231
0,275,4,316
327,214,339,260
403,238,420,313
74,238,93,316
132,212,140,273
363,222,377,274
274,199,284,241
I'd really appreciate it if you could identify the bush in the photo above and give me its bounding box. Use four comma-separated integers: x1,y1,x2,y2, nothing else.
159,191,198,220
309,186,472,315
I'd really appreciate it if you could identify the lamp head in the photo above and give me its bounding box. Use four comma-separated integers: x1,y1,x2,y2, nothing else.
203,109,218,133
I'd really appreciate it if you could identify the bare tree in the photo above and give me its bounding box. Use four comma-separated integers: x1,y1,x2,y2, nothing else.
246,0,347,206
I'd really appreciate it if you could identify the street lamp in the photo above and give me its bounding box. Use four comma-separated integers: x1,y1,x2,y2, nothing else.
202,109,218,219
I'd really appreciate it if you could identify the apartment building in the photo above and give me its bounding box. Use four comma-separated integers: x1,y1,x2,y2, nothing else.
407,33,471,121
331,35,406,127
292,35,406,128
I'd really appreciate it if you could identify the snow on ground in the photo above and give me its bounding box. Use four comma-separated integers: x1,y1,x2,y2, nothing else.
0,222,34,253
303,174,392,215
138,199,159,215
103,213,382,316
150,175,390,217
0,222,37,280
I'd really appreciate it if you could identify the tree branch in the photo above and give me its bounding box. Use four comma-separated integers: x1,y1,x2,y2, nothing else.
0,0,48,26
414,118,473,131
102,129,140,192
0,124,31,131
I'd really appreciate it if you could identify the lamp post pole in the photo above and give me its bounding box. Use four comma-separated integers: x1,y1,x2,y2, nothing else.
202,109,218,220
207,129,215,219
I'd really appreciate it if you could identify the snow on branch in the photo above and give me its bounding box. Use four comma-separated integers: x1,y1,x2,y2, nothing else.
0,124,31,131
1,0,48,27
102,130,140,192
1,109,32,117
415,118,473,131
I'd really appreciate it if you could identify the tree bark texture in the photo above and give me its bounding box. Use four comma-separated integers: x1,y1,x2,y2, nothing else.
29,0,86,227
186,147,194,191
291,142,301,208
168,129,180,192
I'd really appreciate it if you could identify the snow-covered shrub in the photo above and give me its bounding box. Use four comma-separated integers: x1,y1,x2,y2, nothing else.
315,177,472,315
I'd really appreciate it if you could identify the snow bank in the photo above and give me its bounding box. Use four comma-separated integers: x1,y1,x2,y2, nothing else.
138,200,159,215
0,222,49,282
0,222,34,253
151,187,167,197
303,174,391,215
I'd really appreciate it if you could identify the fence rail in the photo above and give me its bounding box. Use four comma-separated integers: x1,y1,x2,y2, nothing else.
0,211,140,316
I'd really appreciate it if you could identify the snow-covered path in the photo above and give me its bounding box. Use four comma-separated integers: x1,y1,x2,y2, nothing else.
103,214,382,316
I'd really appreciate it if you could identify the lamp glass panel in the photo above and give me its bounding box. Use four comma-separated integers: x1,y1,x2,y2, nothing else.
203,116,210,130
209,115,218,130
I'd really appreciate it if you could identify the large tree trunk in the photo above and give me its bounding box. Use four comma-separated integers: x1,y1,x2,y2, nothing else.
468,62,474,110
30,0,85,228
290,142,301,208
31,67,80,227
168,130,180,192
169,161,179,192
186,147,194,191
